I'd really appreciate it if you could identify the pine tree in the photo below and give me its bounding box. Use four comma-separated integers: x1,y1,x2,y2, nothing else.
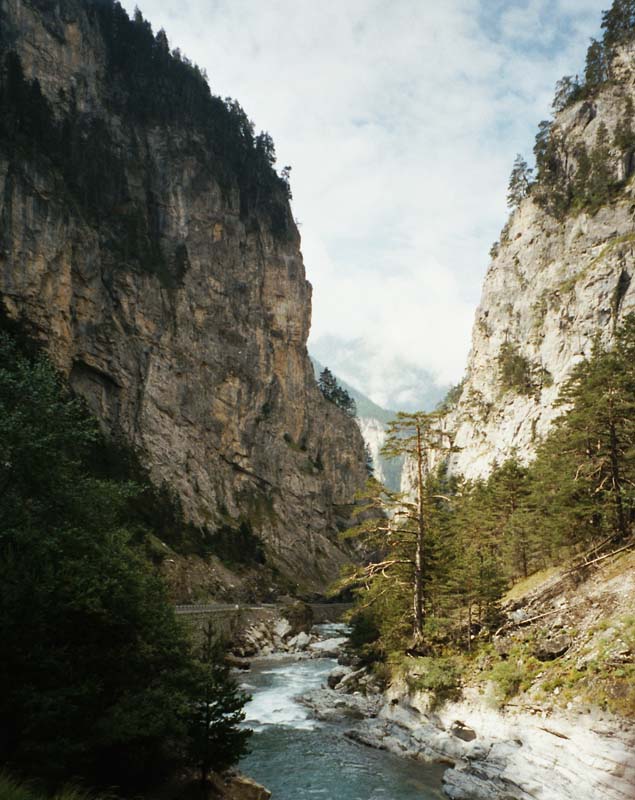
552,75,581,112
382,412,453,646
602,0,635,52
186,622,250,788
587,122,614,211
585,38,608,88
540,318,635,548
317,367,356,416
614,96,635,152
507,155,533,209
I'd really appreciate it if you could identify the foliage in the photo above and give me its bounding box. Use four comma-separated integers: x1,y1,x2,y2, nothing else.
339,413,459,651
520,1,635,220
507,155,533,209
317,367,357,417
601,0,635,51
497,342,534,395
497,342,551,397
0,3,292,294
0,774,114,800
585,38,609,88
404,656,462,707
0,333,249,794
345,315,635,710
207,519,266,566
486,653,541,704
436,380,465,412
552,76,582,112
185,622,250,786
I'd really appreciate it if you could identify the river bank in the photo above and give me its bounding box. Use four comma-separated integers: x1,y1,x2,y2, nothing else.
233,607,635,800
320,671,635,800
237,624,445,799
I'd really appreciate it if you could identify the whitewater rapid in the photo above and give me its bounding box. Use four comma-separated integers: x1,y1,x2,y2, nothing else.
239,624,445,799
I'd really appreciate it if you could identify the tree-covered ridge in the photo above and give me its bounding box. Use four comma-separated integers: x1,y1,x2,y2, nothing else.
504,0,635,223
0,331,250,795
0,0,293,290
345,315,635,701
317,366,357,417
90,1,292,228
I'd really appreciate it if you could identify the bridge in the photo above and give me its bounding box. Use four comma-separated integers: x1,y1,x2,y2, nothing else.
174,602,352,622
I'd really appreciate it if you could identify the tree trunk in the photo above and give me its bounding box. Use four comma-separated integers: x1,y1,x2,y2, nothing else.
608,396,628,542
413,424,426,643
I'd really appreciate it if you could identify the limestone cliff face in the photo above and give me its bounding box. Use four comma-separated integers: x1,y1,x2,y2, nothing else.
443,44,635,479
0,0,367,595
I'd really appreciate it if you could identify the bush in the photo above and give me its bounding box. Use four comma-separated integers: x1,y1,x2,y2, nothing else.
406,657,462,708
487,652,541,705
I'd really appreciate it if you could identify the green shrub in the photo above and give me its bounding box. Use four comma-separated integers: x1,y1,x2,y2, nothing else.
406,657,462,708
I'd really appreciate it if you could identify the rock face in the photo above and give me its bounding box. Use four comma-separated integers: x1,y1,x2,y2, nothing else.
357,416,388,485
442,44,635,479
0,0,366,594
351,683,635,800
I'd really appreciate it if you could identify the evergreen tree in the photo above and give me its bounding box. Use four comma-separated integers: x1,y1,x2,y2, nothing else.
552,75,581,112
507,154,533,209
614,96,635,152
573,142,592,205
338,478,418,653
317,367,356,417
318,366,338,401
382,412,452,646
602,0,635,52
546,321,635,544
186,622,250,789
587,122,614,211
585,38,609,88
0,332,250,793
533,121,569,216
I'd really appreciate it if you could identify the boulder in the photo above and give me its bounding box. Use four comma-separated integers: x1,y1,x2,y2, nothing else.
451,720,477,742
533,634,571,662
288,631,312,651
309,636,348,658
209,773,271,800
273,618,293,640
327,665,351,689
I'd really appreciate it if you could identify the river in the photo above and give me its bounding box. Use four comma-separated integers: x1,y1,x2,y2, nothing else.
239,625,446,799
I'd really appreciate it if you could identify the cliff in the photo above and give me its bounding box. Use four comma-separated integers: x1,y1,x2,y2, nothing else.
443,43,635,479
0,0,367,598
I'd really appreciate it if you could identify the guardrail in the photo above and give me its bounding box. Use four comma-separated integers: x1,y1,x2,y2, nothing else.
174,603,275,615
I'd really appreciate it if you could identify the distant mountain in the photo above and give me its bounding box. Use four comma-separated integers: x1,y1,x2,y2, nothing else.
311,357,403,490
309,335,449,412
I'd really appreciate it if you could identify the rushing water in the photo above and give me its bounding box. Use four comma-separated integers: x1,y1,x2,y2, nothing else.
239,626,446,800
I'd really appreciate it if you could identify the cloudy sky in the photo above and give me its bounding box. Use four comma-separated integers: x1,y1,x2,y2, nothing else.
122,0,606,409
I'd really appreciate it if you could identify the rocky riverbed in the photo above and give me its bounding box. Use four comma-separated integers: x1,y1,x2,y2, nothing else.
231,605,635,800
304,663,635,800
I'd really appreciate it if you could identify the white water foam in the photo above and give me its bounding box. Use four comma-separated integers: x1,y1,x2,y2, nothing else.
243,658,334,731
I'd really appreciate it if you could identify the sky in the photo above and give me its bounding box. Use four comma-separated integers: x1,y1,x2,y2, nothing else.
122,0,606,409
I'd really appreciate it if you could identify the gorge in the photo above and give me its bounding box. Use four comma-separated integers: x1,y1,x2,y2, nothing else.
2,1,635,800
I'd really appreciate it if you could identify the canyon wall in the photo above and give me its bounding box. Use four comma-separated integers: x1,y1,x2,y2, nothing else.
0,0,367,596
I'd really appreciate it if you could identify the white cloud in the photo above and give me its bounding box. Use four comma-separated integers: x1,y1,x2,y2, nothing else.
121,0,605,407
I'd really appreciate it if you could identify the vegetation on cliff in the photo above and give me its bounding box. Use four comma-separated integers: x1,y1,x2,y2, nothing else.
0,0,293,291
503,0,635,222
345,316,635,713
317,367,357,417
0,331,250,795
